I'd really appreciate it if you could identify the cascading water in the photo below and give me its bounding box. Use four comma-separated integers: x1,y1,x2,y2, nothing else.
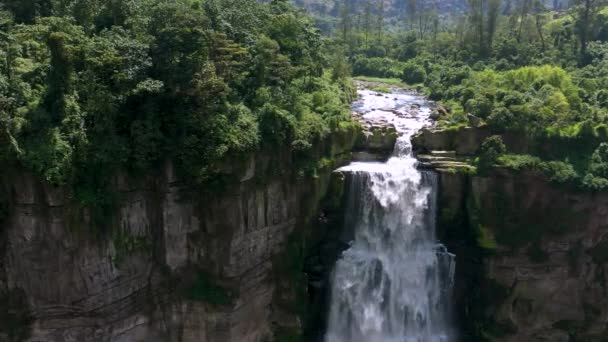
325,88,455,342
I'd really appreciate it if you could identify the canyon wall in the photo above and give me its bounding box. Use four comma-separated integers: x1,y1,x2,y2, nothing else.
0,127,359,342
414,127,608,341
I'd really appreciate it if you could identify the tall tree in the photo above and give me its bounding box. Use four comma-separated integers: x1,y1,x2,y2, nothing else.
487,0,502,54
338,1,353,43
517,0,532,42
405,0,418,31
533,0,547,51
377,0,385,38
3,0,53,23
572,0,607,57
362,0,373,48
467,0,486,56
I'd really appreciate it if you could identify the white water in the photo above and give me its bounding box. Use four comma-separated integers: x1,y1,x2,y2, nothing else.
325,88,455,342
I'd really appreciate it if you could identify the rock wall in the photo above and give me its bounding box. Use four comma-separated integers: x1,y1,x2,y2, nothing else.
415,128,608,341
0,127,358,342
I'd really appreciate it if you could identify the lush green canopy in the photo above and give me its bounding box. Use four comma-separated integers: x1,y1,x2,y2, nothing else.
0,0,355,193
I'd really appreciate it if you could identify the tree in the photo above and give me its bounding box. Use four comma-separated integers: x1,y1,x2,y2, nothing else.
45,31,77,125
377,0,385,38
478,135,507,173
517,0,532,42
572,0,607,58
467,0,486,56
405,0,418,31
363,0,373,48
487,0,502,54
533,0,547,51
3,0,53,23
338,1,353,43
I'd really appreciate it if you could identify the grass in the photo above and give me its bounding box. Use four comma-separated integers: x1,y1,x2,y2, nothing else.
353,76,405,87
370,85,391,93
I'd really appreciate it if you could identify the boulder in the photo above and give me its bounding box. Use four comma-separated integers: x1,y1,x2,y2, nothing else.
356,123,398,155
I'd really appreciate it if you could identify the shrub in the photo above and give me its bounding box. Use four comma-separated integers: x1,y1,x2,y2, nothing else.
498,155,579,184
258,103,296,147
589,142,608,178
477,135,507,173
465,94,494,119
402,61,427,84
352,56,404,78
542,161,578,183
487,107,515,131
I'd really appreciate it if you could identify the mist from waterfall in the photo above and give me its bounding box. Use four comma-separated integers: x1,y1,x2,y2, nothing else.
325,88,455,342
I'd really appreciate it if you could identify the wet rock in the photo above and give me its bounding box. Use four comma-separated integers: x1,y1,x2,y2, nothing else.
355,121,398,155
429,110,441,120
436,105,450,117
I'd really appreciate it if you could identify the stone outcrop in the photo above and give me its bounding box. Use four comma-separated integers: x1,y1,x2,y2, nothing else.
0,126,359,342
352,112,397,159
417,151,475,173
412,126,491,155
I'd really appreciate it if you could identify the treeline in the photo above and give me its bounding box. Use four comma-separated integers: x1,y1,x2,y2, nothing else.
0,0,355,195
328,0,608,192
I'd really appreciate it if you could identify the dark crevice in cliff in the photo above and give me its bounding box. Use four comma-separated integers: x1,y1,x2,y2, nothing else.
301,172,354,342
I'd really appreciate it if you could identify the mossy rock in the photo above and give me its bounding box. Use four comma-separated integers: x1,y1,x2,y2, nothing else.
182,271,233,306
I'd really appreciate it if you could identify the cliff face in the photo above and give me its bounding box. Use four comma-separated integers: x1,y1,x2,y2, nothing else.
415,128,608,341
0,127,358,342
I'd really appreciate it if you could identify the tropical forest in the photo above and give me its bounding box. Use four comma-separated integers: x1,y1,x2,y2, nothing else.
0,0,608,341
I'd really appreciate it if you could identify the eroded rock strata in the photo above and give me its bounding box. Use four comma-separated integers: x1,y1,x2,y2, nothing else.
0,127,358,342
413,127,608,341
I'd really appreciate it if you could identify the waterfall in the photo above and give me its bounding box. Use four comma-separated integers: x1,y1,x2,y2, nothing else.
325,88,455,342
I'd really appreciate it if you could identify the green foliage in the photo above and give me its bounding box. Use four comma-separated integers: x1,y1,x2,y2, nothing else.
402,61,426,84
259,103,297,147
352,76,405,86
589,142,608,178
498,154,579,185
583,142,608,190
352,56,404,78
0,0,355,206
370,85,391,93
21,128,73,185
477,135,506,173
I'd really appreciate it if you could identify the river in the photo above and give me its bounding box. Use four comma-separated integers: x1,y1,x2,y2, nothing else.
324,85,456,342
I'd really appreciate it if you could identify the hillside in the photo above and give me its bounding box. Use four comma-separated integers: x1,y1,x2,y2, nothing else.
293,0,569,18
